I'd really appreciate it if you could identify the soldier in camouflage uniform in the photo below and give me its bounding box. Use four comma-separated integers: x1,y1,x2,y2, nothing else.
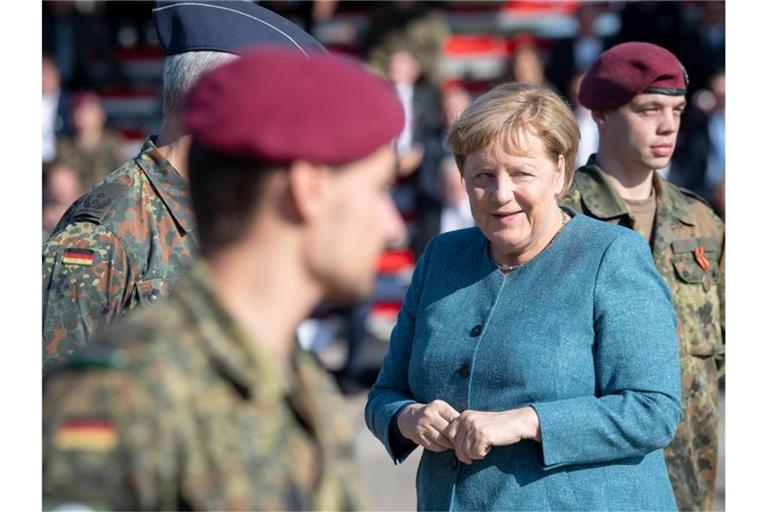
561,42,724,511
43,48,406,509
42,1,325,374
43,267,368,510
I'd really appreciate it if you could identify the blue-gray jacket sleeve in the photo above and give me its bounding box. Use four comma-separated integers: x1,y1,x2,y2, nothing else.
532,231,682,469
364,241,433,464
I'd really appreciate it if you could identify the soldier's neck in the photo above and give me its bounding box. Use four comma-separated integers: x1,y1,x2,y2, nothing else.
594,148,655,201
156,116,190,180
205,235,322,370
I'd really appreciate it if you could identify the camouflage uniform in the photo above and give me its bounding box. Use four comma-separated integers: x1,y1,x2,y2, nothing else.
43,263,367,511
561,156,724,511
43,137,197,374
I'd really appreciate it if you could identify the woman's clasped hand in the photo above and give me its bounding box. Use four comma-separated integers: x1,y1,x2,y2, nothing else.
396,401,541,464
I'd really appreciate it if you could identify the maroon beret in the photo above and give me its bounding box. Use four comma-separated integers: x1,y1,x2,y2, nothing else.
183,47,404,165
578,42,689,110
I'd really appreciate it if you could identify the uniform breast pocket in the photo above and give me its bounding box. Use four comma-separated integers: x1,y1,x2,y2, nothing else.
134,278,169,306
670,238,722,356
671,238,720,289
671,254,706,284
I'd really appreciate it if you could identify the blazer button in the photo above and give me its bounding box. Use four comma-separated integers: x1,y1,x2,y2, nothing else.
459,363,470,379
148,289,160,303
470,324,483,337
450,454,458,471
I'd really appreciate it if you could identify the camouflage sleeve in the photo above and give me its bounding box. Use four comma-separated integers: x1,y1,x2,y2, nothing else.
43,222,133,374
716,234,725,377
43,368,176,510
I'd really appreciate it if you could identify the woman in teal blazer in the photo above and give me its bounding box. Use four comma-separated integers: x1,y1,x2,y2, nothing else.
365,83,681,511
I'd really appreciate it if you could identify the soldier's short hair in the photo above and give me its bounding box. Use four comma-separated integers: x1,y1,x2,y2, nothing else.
161,51,237,117
188,141,278,257
446,82,580,199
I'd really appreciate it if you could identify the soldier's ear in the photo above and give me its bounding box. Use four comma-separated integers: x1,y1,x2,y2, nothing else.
591,109,607,125
286,160,332,223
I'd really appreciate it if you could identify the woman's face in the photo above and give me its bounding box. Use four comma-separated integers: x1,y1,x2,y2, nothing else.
463,133,564,265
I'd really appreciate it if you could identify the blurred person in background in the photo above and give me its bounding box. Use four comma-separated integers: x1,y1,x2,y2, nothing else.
42,0,326,374
55,91,126,190
388,48,441,180
42,56,71,164
437,87,474,235
569,72,599,168
438,156,473,235
678,1,725,95
670,69,725,219
411,85,474,257
42,162,82,242
363,0,449,89
366,82,681,510
43,47,405,510
42,0,117,89
385,47,442,256
509,41,553,90
546,2,614,98
561,42,725,511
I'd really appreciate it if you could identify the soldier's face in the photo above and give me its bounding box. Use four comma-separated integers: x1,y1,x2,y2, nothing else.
598,93,686,173
313,146,404,302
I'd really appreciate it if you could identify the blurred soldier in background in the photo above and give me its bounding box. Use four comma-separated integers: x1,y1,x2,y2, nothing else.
55,91,126,190
42,162,82,242
42,1,325,374
561,42,725,511
43,47,405,511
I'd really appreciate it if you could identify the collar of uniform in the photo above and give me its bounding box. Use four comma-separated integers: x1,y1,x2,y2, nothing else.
575,155,631,220
135,136,196,235
651,172,697,226
176,262,289,404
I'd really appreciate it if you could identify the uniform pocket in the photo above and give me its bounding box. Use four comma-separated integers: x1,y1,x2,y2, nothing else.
669,238,723,357
672,256,705,284
134,278,168,306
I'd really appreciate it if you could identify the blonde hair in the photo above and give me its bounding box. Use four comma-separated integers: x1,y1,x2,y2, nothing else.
446,82,580,197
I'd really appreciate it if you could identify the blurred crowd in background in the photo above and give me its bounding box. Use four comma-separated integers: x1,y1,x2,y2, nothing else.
42,0,725,387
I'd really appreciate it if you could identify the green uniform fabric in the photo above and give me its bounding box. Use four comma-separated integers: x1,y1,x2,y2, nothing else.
561,156,724,511
42,137,197,374
43,263,367,511
55,130,126,190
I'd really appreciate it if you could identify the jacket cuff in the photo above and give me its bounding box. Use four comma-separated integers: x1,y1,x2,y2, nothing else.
386,401,418,463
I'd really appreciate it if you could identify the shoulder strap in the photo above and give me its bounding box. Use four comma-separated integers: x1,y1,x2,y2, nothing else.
72,182,129,224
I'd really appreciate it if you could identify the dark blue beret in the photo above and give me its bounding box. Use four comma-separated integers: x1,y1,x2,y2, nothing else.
184,48,404,165
153,1,326,57
579,42,689,110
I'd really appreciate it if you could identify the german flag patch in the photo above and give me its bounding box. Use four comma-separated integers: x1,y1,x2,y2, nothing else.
53,419,118,452
62,248,95,266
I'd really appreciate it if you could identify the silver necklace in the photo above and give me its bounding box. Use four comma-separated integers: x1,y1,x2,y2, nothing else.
492,210,570,274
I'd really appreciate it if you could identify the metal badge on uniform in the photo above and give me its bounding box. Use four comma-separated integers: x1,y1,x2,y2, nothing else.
62,248,95,266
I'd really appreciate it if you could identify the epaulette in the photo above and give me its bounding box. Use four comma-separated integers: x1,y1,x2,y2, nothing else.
678,186,709,203
71,181,129,224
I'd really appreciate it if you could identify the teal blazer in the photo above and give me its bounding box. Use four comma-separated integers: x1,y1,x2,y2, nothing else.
366,212,681,511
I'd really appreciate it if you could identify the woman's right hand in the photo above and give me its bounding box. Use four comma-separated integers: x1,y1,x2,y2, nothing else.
396,400,460,452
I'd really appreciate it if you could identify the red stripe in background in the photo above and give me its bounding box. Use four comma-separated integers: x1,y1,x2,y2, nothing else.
61,420,114,431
